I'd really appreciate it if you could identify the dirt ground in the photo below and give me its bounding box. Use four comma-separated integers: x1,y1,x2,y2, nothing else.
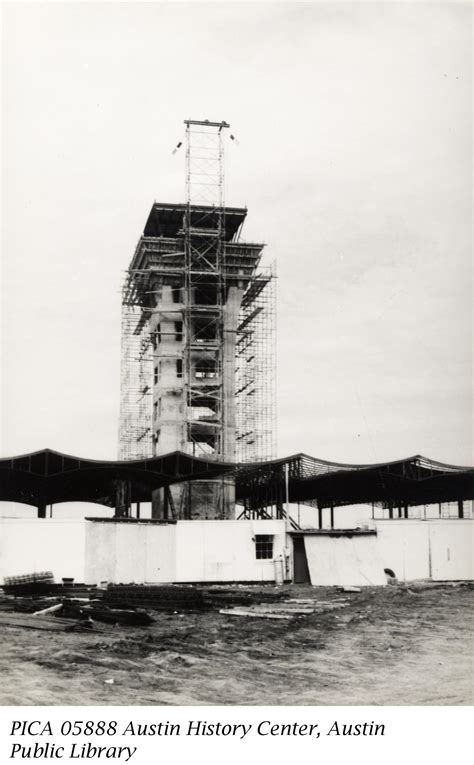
0,583,472,706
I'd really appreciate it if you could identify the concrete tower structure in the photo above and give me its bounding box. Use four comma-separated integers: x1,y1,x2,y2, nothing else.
120,120,268,519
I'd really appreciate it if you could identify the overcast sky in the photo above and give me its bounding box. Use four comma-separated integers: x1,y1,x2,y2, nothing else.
1,1,472,476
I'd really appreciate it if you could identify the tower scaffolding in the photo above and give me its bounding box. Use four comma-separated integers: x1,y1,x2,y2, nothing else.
235,262,277,463
118,274,153,460
118,119,276,519
183,120,228,463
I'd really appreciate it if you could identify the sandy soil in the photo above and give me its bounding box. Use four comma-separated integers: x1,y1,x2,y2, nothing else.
0,583,472,706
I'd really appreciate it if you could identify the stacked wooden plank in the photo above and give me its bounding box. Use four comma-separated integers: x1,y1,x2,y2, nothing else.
219,598,350,620
0,612,93,632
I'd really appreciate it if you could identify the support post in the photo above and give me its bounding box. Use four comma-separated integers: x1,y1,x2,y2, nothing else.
330,505,334,529
37,503,47,519
318,506,323,529
136,502,140,519
276,484,284,520
458,500,464,519
114,479,131,518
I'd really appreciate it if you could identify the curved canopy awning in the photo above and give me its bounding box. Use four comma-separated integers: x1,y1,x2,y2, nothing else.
0,449,472,511
235,453,474,509
0,449,234,508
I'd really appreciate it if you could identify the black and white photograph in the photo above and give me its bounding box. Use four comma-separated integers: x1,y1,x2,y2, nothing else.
0,0,472,738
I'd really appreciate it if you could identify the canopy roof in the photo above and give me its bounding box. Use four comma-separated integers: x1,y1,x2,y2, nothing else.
0,449,472,510
0,449,234,508
143,203,247,241
235,453,474,509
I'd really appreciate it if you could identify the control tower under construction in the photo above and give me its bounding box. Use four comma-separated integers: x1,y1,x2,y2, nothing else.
119,120,275,519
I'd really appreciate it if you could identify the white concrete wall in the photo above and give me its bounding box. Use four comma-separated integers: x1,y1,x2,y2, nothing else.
174,520,287,582
375,521,431,581
0,518,87,583
85,522,176,585
375,520,473,581
429,522,474,580
303,534,387,587
84,519,287,585
3,516,470,588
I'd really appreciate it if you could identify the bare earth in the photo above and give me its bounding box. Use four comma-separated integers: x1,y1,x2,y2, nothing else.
0,584,472,706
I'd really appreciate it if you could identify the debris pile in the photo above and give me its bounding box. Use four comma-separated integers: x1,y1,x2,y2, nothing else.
0,576,375,632
0,573,155,632
104,585,208,612
219,597,350,620
103,584,286,612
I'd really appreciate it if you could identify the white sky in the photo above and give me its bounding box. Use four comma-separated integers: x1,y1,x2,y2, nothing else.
1,1,472,477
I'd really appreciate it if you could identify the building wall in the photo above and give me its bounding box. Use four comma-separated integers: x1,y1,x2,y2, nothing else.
174,520,287,582
85,522,176,585
150,283,246,520
375,520,473,581
222,286,244,461
0,518,86,584
303,533,387,587
151,283,185,455
84,519,287,585
1,516,471,587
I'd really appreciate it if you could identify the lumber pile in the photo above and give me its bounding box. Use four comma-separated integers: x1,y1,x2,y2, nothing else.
219,598,350,619
0,612,93,632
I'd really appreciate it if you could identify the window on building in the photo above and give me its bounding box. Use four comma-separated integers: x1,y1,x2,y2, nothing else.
176,359,183,378
156,324,161,343
175,321,183,341
255,535,274,560
172,286,181,303
195,359,218,379
193,318,216,343
154,366,158,385
193,285,218,306
153,402,158,421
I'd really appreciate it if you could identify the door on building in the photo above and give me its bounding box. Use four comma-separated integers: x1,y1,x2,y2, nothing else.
293,537,311,583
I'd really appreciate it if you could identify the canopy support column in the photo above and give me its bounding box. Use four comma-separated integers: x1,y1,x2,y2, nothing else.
163,486,169,520
115,479,131,518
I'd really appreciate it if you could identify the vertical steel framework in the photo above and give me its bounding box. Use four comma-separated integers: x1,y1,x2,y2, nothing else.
118,295,153,461
119,120,277,495
235,264,277,463
183,120,229,460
